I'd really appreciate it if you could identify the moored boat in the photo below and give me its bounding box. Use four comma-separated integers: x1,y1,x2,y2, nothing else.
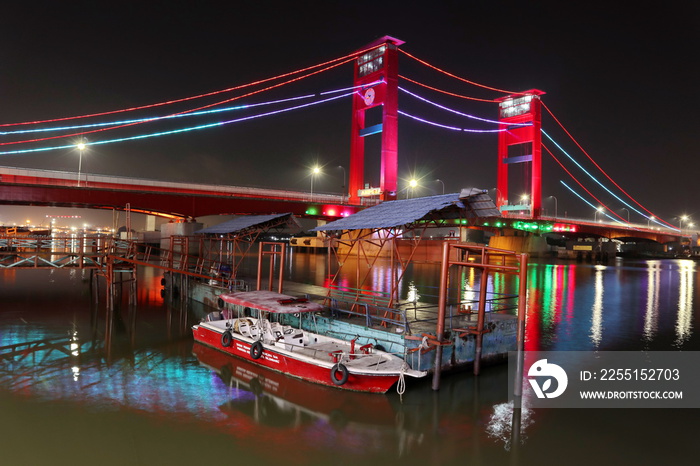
191,290,426,393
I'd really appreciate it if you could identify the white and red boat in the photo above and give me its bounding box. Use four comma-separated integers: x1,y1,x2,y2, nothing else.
192,290,426,393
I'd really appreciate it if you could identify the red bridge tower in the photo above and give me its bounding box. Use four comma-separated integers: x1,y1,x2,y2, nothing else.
348,36,403,204
495,89,546,218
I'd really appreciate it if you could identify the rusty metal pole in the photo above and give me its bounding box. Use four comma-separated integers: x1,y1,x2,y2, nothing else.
256,243,263,291
278,244,285,294
473,268,489,375
513,253,529,397
431,241,451,391
268,247,274,291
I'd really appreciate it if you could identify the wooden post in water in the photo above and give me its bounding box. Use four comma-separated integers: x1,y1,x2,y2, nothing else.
431,241,451,391
473,268,489,376
513,253,529,397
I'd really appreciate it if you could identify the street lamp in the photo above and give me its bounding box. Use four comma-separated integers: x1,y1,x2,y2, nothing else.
680,215,689,232
548,195,558,218
595,207,604,223
337,165,346,202
76,138,87,187
647,216,654,228
408,179,418,199
310,166,321,200
435,179,445,195
620,207,630,224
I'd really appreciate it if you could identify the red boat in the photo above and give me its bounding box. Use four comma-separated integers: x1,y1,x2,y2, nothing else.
191,290,426,393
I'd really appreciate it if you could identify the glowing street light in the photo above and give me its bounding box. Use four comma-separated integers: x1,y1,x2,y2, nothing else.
76,138,87,187
408,179,418,199
680,215,689,232
595,207,604,223
647,216,655,228
310,166,321,200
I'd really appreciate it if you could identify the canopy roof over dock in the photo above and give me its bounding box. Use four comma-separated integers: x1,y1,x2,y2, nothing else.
196,213,299,236
313,189,499,232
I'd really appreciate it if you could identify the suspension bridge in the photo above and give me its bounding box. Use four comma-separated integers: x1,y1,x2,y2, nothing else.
0,36,691,248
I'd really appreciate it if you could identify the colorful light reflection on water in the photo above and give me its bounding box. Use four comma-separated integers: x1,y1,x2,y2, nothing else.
1,255,699,465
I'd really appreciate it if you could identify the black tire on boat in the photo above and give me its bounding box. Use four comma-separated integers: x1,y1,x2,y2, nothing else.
330,363,349,386
217,297,225,309
221,331,233,347
250,341,264,360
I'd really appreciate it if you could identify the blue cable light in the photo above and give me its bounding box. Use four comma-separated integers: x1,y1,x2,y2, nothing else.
543,129,651,222
0,92,353,156
559,181,623,224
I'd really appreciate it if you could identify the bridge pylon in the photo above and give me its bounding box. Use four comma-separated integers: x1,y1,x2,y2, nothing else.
495,89,546,218
348,36,404,204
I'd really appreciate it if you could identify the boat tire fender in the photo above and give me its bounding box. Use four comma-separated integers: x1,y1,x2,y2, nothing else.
221,331,233,347
250,341,264,360
330,363,349,386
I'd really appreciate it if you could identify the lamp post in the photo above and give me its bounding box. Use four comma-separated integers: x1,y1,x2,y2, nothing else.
647,216,654,228
76,138,87,187
621,207,630,224
595,207,604,223
679,215,688,232
435,179,445,195
548,195,558,219
337,165,346,197
310,166,321,201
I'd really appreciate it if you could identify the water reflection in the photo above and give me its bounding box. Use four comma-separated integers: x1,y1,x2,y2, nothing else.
589,265,605,347
643,261,661,344
675,260,694,346
2,256,700,463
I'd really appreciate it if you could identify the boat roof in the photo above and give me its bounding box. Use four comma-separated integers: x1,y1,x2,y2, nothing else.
219,290,324,314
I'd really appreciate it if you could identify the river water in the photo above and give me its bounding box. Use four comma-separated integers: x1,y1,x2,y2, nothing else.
1,254,698,465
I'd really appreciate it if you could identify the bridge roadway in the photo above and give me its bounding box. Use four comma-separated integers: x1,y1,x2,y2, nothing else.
0,166,362,219
1,166,689,244
490,214,687,244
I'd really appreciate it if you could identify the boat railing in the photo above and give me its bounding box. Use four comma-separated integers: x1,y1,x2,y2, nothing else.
324,294,410,334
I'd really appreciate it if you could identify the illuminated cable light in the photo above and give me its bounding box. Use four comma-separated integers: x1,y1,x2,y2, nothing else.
320,80,383,96
399,49,520,95
2,81,374,136
542,103,673,229
0,46,376,128
398,111,506,133
0,94,321,135
543,130,652,224
398,87,521,125
399,75,496,103
559,181,628,225
1,58,355,147
543,143,627,224
0,92,353,156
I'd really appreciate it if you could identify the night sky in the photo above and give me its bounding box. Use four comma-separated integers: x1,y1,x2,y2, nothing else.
1,1,697,225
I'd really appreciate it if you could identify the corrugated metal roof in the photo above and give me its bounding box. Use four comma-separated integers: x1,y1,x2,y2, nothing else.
196,213,295,235
313,189,500,232
460,188,502,218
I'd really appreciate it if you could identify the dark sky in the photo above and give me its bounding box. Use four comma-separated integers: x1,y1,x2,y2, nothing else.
1,1,697,225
